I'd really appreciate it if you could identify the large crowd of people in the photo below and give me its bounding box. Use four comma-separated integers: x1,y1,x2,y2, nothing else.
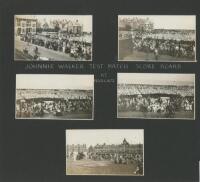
119,30,195,60
118,84,194,118
16,89,93,118
67,146,143,174
87,151,142,165
19,32,92,60
118,84,194,97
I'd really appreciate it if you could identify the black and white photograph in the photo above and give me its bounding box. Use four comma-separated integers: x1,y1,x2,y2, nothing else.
15,74,94,120
1,0,200,181
66,129,144,176
118,15,196,61
14,15,92,61
117,73,195,119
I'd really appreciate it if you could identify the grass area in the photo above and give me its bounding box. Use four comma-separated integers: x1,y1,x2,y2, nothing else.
17,112,92,120
66,159,142,175
120,50,194,61
118,110,194,119
15,49,33,60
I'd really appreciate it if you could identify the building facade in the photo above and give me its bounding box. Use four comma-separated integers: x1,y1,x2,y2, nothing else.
15,16,37,36
67,139,143,156
61,20,83,35
92,139,143,154
66,144,87,156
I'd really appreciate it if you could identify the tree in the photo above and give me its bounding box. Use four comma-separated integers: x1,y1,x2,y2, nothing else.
125,24,132,31
54,21,60,32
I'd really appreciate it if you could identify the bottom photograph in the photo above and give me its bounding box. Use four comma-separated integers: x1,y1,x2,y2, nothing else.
66,129,144,176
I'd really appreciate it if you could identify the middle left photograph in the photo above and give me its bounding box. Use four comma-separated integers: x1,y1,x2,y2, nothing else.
15,74,94,120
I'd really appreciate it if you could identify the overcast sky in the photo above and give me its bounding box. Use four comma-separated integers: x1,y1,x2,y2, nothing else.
66,129,144,146
15,15,92,32
118,73,195,86
16,74,94,90
119,15,196,30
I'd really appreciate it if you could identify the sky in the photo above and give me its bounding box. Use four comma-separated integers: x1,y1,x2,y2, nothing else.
16,74,94,90
15,15,92,32
66,129,144,146
119,15,196,30
118,73,195,86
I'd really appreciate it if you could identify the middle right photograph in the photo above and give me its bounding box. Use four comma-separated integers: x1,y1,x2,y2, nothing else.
117,73,195,119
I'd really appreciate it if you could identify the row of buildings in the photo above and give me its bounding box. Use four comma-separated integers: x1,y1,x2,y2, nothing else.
119,17,154,32
15,15,83,36
66,138,143,155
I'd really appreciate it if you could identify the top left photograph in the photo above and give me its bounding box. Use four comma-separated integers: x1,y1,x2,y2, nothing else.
14,15,93,61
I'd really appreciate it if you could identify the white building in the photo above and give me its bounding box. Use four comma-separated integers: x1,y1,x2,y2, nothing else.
15,15,37,36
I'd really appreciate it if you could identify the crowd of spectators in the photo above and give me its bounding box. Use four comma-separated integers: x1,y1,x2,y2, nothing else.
16,89,93,118
118,84,194,117
68,148,143,174
20,33,92,60
119,30,195,60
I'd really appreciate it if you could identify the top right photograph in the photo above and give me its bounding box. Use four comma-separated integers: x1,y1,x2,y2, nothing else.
118,15,196,62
